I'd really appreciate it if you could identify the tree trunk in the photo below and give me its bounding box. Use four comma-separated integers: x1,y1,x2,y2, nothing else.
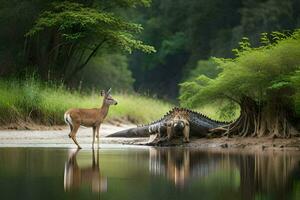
223,96,298,138
65,39,107,84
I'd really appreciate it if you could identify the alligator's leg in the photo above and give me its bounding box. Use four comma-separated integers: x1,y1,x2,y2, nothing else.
183,123,190,143
148,133,159,143
167,122,173,141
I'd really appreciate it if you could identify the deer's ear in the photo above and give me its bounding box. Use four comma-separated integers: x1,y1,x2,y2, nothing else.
100,90,105,96
107,88,111,94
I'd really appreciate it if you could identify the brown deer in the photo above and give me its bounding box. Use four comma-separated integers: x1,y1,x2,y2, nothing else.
64,88,118,149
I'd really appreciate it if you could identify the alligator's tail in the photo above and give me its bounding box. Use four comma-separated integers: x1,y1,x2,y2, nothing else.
107,121,167,138
106,126,150,137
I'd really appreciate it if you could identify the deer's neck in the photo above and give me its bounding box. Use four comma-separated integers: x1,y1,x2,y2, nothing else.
99,104,110,119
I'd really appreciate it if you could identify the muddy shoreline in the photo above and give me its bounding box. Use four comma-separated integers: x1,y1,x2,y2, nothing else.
0,124,300,151
185,137,300,151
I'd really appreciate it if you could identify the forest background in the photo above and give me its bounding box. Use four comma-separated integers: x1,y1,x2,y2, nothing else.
1,0,300,133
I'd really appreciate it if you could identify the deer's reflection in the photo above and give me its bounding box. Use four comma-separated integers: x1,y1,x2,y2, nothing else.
64,149,107,193
149,148,300,197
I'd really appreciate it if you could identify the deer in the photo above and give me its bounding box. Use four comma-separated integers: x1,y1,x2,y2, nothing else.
64,88,118,149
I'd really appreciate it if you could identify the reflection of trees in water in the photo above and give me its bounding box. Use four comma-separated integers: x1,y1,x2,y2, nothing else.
236,152,300,200
149,148,300,199
64,149,107,193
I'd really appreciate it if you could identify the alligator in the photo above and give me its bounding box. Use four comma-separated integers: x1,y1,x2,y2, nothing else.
107,107,229,144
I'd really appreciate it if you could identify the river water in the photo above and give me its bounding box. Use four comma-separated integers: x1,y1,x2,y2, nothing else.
0,147,300,200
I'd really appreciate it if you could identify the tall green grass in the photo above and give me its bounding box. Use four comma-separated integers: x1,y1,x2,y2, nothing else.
0,78,237,127
0,79,172,125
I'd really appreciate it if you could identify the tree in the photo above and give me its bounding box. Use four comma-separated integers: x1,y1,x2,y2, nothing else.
129,0,244,98
183,59,221,80
180,30,300,138
238,0,295,44
79,53,134,91
25,0,155,83
128,0,300,98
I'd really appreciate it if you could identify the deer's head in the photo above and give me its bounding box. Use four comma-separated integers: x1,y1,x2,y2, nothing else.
101,88,118,106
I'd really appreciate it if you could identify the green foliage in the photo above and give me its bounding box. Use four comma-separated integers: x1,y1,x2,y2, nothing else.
157,32,186,63
1,0,300,99
180,30,300,116
79,53,134,91
239,0,295,43
128,0,244,97
128,0,300,98
26,1,155,54
185,58,221,80
290,70,300,115
0,0,157,90
17,77,42,115
180,59,223,115
179,75,213,108
232,37,251,56
179,58,239,121
99,0,152,8
193,101,239,122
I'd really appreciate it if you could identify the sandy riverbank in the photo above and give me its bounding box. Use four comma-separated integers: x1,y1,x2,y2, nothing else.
0,124,147,148
0,124,300,151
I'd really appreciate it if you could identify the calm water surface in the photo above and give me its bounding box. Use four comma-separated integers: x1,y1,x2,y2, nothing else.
0,147,300,200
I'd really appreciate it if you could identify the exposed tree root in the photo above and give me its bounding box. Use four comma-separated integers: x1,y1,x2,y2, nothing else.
213,96,299,138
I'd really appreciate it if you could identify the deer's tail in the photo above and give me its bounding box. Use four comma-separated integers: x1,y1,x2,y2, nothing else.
64,113,73,126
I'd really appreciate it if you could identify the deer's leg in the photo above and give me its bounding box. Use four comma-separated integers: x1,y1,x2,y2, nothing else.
96,148,99,166
70,123,82,149
92,148,96,168
68,124,73,138
71,137,82,149
96,125,100,148
69,123,78,138
92,126,96,149
96,124,101,138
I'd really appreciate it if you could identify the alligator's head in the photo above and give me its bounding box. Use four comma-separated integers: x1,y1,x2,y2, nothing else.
173,120,185,132
168,110,189,135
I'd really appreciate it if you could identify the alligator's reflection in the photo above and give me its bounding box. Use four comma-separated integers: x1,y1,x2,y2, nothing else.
149,148,300,197
149,148,220,187
64,149,107,193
